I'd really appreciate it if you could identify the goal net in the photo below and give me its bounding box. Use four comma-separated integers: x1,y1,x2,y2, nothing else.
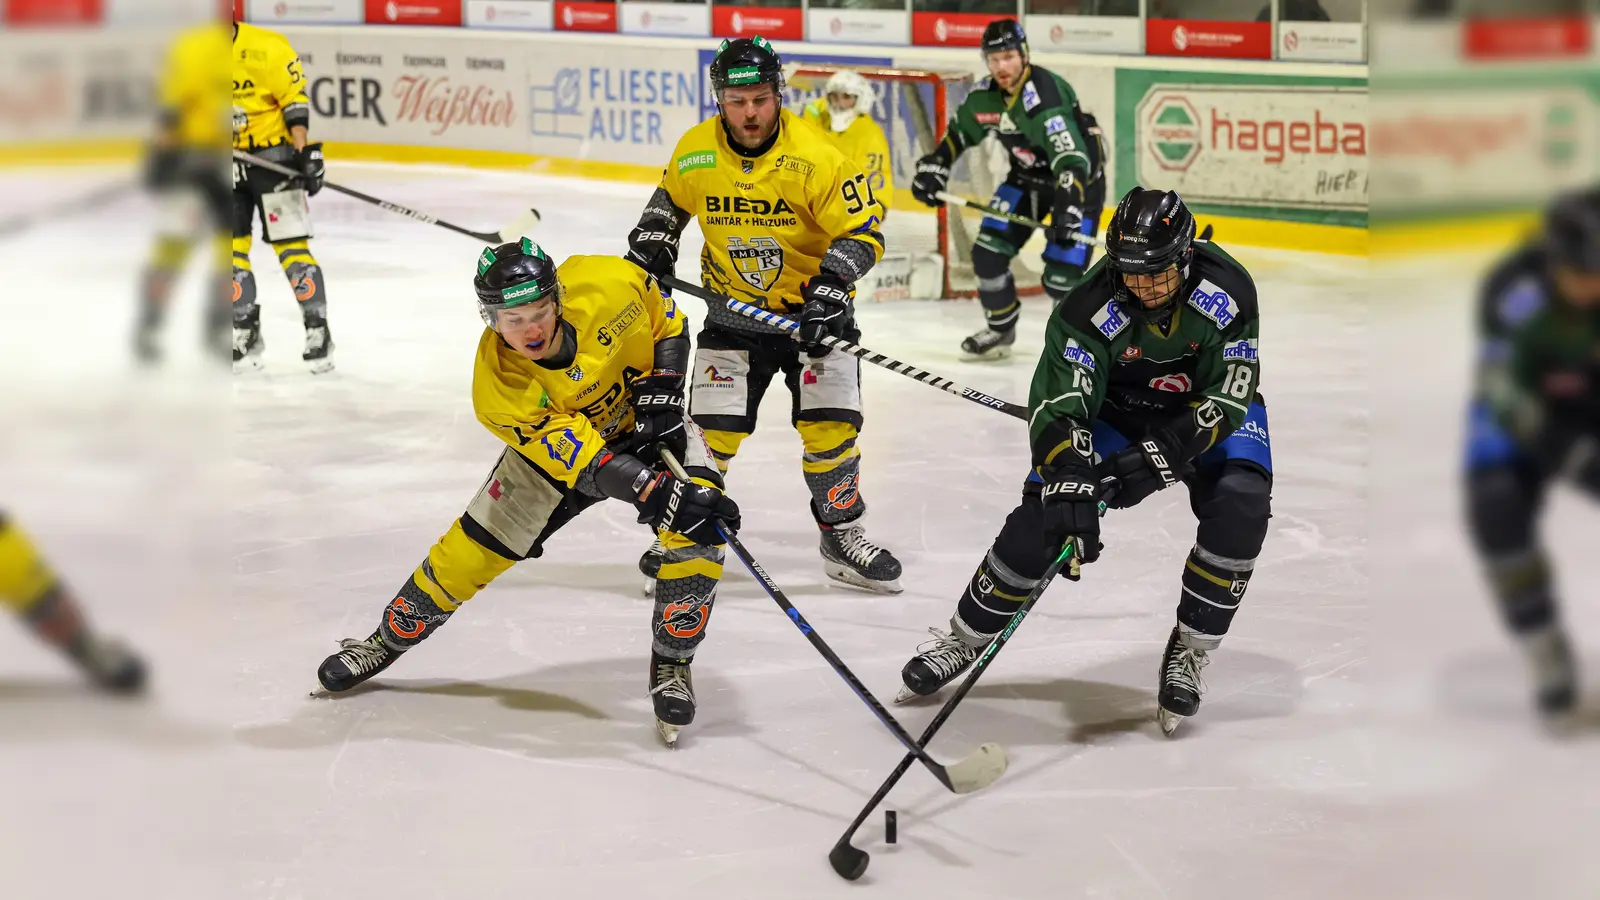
784,63,1048,302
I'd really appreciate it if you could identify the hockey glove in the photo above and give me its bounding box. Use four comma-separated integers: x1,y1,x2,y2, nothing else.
1097,430,1182,510
911,152,952,208
798,273,853,359
1039,456,1102,565
1049,176,1086,247
625,223,680,280
634,470,741,547
143,145,184,190
296,142,326,196
628,372,688,465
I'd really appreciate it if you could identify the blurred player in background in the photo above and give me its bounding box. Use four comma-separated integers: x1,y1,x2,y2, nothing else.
627,37,904,594
231,17,331,373
911,19,1106,361
0,515,145,692
896,188,1271,736
134,19,232,365
800,70,893,223
314,241,739,747
1466,187,1600,723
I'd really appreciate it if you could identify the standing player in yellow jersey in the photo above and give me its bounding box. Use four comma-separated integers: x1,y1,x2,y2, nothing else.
314,241,739,747
135,19,232,365
231,19,332,373
627,37,903,595
799,70,893,222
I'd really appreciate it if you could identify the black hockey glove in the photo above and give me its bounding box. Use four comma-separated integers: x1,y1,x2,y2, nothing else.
1049,176,1086,247
634,470,741,547
911,151,952,208
625,223,680,280
628,371,687,465
1097,430,1182,510
296,142,326,196
797,273,852,359
1039,455,1102,565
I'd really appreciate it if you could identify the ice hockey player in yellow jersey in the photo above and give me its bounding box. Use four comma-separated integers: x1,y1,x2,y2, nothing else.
231,18,333,374
135,19,232,365
314,241,739,747
626,37,903,595
0,514,145,692
800,70,893,221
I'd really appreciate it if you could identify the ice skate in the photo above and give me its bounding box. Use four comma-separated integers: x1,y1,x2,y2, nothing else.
819,520,902,594
1520,626,1579,722
71,635,147,694
1156,626,1211,736
639,536,664,598
895,624,987,703
233,320,264,373
302,316,334,374
959,327,1015,361
649,652,695,747
314,632,401,695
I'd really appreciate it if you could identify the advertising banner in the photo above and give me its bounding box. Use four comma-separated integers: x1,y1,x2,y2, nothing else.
529,43,701,165
246,0,364,25
1463,16,1590,61
619,1,708,38
1118,70,1367,224
365,0,463,26
465,0,552,30
554,1,613,32
711,5,801,42
805,8,907,46
1278,21,1365,64
1147,19,1271,60
0,28,162,142
909,11,990,48
1026,14,1142,55
3,0,100,26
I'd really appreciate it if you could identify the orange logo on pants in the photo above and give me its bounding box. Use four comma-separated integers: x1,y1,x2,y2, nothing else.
386,596,426,640
660,599,710,639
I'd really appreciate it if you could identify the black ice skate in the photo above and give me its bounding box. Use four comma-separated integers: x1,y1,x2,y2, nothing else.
894,624,988,704
959,327,1016,361
649,652,695,747
1520,626,1579,721
233,318,264,373
302,316,334,374
315,631,402,695
639,536,664,598
70,635,147,694
1157,625,1212,736
819,520,903,594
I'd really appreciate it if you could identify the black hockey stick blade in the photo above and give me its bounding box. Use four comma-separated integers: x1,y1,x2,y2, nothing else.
1198,223,1215,242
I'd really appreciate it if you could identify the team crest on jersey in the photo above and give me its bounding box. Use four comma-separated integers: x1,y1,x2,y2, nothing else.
1022,82,1041,111
1060,338,1096,372
567,365,584,381
728,235,785,291
1188,280,1238,329
1120,345,1142,361
1092,300,1130,339
1044,115,1067,135
1149,373,1192,393
741,159,753,174
998,114,1018,134
1221,338,1258,362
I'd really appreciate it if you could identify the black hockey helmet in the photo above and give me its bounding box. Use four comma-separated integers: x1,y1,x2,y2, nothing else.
1105,187,1197,315
981,19,1029,60
473,237,562,329
1543,187,1600,274
709,35,784,99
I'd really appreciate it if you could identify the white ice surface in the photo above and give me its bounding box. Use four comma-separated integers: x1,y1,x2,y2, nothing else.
0,163,1592,900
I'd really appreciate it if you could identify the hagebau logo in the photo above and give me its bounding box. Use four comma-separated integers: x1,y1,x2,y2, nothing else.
1146,95,1201,172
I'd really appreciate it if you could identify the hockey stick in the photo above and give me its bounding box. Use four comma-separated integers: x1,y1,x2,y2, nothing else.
657,447,1008,795
935,191,1217,247
829,527,1098,882
659,274,1028,421
232,150,541,244
0,179,136,240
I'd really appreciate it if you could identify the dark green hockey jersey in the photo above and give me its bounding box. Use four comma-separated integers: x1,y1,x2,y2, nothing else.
1029,243,1262,471
938,65,1100,191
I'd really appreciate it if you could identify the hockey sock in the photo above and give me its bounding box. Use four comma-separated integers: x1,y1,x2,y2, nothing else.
977,275,1019,332
1177,544,1255,646
1483,548,1557,635
802,428,864,526
954,548,1039,639
283,258,328,322
651,534,723,659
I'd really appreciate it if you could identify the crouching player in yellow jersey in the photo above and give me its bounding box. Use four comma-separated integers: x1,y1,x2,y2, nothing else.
314,241,738,747
231,19,332,374
135,19,232,365
0,515,146,692
627,37,903,595
800,69,893,222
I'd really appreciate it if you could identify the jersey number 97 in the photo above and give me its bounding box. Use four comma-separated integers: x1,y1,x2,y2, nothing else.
841,173,876,215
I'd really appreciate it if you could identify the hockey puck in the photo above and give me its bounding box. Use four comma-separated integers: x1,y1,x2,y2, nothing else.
884,810,897,844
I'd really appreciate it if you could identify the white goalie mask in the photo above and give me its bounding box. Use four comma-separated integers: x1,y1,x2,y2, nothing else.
822,70,874,134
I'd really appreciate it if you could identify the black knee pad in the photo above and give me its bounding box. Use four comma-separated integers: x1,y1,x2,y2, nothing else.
1466,464,1542,556
971,243,1012,281
992,489,1058,581
1193,462,1272,562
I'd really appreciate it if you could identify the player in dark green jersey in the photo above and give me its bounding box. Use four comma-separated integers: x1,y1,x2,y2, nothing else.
1465,188,1600,723
895,187,1271,737
909,18,1106,361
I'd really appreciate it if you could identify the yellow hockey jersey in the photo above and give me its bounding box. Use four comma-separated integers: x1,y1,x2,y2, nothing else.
160,22,230,149
472,255,685,488
660,110,885,312
232,22,309,151
800,98,893,218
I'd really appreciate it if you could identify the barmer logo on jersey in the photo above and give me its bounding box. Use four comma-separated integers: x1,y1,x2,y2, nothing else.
1150,373,1192,393
1189,280,1238,329
1146,96,1202,172
676,151,716,174
1092,300,1130,339
728,235,785,291
1061,339,1097,372
1221,338,1257,362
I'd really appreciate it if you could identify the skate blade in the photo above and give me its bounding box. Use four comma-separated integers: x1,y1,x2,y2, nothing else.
822,561,903,595
1157,708,1186,736
655,718,680,748
233,356,265,374
306,356,335,375
893,684,932,705
959,346,1013,363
